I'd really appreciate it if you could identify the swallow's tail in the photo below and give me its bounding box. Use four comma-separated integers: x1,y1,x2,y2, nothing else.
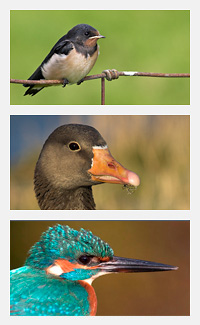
24,86,44,96
23,65,45,96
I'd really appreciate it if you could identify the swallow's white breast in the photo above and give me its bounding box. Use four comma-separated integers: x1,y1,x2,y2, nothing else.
41,47,99,84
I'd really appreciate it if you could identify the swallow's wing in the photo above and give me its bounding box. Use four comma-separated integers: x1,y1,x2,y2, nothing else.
52,38,74,56
24,65,44,84
24,36,74,84
40,37,74,67
10,266,90,316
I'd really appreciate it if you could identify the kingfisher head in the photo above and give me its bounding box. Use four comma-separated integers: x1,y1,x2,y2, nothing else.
25,224,114,281
25,224,177,283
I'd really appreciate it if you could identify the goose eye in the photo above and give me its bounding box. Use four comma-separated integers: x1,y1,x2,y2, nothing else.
78,255,92,265
68,141,81,151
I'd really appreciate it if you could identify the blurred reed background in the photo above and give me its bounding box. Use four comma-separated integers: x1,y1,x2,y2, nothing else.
10,115,190,210
10,220,190,316
10,10,190,105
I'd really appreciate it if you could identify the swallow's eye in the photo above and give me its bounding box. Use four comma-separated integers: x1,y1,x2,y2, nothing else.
78,255,92,265
68,141,81,151
85,31,90,36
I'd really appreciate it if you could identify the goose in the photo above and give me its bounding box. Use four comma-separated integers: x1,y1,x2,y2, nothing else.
34,124,140,209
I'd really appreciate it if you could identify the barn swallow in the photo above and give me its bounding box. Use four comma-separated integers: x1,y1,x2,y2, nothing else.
23,24,105,96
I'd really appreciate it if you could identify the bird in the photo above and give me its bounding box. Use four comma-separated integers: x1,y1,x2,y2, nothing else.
34,123,141,210
23,24,105,96
10,224,178,316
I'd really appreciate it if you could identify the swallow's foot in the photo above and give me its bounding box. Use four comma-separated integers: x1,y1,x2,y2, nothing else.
102,69,119,81
77,78,84,85
62,79,69,87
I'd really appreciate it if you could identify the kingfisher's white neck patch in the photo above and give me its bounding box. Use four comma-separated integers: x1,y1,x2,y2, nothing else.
46,264,63,276
83,271,108,285
92,145,108,150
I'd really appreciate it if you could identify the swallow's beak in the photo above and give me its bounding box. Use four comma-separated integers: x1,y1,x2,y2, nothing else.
85,34,105,47
98,256,178,273
88,147,140,187
97,35,105,39
89,35,105,40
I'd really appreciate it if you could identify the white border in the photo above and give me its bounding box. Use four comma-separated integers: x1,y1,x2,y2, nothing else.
2,1,200,323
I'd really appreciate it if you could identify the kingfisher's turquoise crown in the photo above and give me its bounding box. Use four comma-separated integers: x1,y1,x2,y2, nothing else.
25,224,114,269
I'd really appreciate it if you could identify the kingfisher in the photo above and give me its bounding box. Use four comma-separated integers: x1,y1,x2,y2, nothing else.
10,224,178,316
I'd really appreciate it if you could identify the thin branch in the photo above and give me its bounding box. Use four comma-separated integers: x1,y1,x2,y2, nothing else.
10,70,190,86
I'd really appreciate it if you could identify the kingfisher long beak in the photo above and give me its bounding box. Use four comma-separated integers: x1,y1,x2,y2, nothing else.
98,256,178,273
88,147,140,187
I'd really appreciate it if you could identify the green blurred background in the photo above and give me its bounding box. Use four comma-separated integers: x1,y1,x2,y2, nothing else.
10,115,190,210
10,10,190,105
10,220,190,316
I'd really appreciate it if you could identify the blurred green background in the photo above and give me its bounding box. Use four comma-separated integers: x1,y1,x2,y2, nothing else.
10,115,190,210
10,10,190,105
10,220,190,316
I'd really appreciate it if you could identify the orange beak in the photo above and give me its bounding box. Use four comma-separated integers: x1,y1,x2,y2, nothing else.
88,147,140,187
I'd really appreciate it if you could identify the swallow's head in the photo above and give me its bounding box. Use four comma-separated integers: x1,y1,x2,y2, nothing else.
67,24,105,47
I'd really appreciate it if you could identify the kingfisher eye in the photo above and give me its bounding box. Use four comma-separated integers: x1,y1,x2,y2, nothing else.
78,255,93,265
68,141,81,151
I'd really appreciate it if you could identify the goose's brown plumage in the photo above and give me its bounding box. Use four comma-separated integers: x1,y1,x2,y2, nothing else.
34,124,140,210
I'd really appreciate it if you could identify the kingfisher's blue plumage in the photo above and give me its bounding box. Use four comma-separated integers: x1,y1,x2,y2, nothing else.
10,225,113,316
10,267,91,315
10,224,178,316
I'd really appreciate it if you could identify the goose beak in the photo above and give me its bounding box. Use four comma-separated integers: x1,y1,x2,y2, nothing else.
88,147,140,187
98,256,178,273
